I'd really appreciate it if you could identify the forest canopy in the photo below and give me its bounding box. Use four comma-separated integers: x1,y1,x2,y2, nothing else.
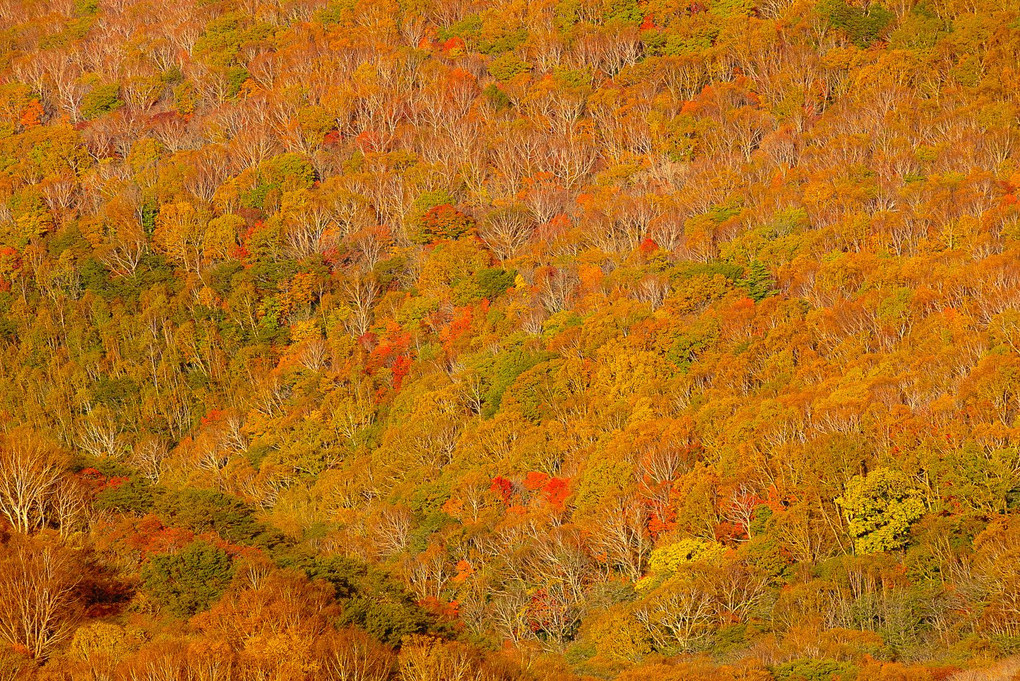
1,0,1020,677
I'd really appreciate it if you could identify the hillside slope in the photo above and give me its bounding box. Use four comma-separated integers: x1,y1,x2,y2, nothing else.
1,0,1020,677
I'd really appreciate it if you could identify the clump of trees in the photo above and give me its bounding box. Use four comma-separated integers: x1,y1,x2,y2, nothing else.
1,0,1020,676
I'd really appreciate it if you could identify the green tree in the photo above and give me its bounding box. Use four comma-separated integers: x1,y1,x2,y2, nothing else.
81,84,123,120
141,540,234,617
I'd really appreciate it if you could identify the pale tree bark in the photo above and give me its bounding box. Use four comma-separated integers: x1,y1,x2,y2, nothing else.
0,536,82,659
0,433,65,534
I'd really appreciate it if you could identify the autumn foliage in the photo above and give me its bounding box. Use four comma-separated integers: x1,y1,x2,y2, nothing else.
1,0,1020,677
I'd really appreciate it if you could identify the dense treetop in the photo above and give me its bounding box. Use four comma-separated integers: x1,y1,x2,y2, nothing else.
1,0,1020,677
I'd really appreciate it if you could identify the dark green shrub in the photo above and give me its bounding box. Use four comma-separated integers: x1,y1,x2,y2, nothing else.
141,540,234,617
818,0,894,47
488,54,531,81
81,84,123,120
96,477,158,515
475,268,516,301
773,659,858,681
154,488,266,545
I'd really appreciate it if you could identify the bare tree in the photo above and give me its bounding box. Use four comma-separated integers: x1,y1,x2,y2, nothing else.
0,432,65,534
372,504,412,557
342,276,379,337
406,543,453,601
479,205,535,261
76,410,128,460
0,536,82,659
591,494,653,582
635,576,715,652
131,436,171,484
537,266,579,313
315,628,396,681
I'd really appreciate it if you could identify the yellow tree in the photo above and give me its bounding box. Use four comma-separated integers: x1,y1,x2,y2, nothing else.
152,200,210,272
